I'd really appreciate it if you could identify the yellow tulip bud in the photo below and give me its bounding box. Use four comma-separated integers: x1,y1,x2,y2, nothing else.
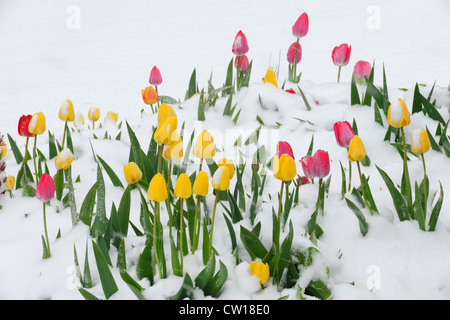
174,173,193,199
58,99,75,122
123,162,142,184
0,141,7,157
273,154,297,181
411,129,431,154
162,131,183,162
55,148,75,170
147,173,168,202
217,158,235,179
263,67,278,87
5,175,15,190
211,166,231,191
193,129,215,159
153,116,177,145
193,170,209,196
28,112,46,135
105,111,118,123
157,103,177,124
249,261,270,285
74,112,85,129
387,98,410,128
348,135,367,162
88,107,100,122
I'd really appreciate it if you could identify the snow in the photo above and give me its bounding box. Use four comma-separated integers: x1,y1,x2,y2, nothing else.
60,100,70,117
0,0,450,301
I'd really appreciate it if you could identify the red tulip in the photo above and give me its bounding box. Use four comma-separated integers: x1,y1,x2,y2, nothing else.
300,150,330,179
297,176,311,185
276,141,295,160
234,54,249,73
353,60,372,80
333,121,356,148
332,43,351,67
36,173,56,202
287,41,302,65
232,30,249,56
292,12,309,38
18,115,34,137
149,66,162,86
285,88,296,94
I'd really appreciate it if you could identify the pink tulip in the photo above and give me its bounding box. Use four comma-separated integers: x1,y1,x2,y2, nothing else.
292,12,309,38
333,121,356,148
297,176,311,186
149,66,162,86
287,41,302,65
353,60,372,80
285,88,296,94
36,173,56,202
232,30,249,56
276,141,295,160
234,54,249,73
300,150,330,179
332,43,351,67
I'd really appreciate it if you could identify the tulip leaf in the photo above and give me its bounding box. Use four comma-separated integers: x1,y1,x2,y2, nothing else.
412,83,423,114
158,95,178,105
203,260,228,298
48,131,58,160
223,89,234,116
361,174,379,214
350,73,361,106
426,126,442,152
376,165,409,221
413,182,426,231
365,82,385,115
339,161,347,199
119,268,146,300
91,164,107,237
271,221,294,284
54,169,65,201
117,186,131,236
41,235,51,259
420,94,445,124
66,125,74,154
79,182,97,226
240,225,268,260
96,155,124,188
373,102,384,127
345,197,369,236
428,181,444,231
64,165,78,226
202,217,211,265
296,85,311,111
170,273,194,300
223,58,234,97
170,236,182,277
22,183,36,197
78,287,100,300
222,213,237,254
7,133,23,164
185,68,198,100
195,253,216,291
240,60,253,88
91,240,118,299
116,238,127,270
305,279,332,300
136,240,154,284
83,241,93,288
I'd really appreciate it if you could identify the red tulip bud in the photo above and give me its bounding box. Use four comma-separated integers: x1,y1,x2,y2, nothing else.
149,66,162,86
353,60,372,80
300,150,330,179
333,121,356,148
276,141,295,160
36,173,56,202
292,12,309,38
332,43,351,67
234,54,249,73
287,41,302,65
232,30,249,56
18,115,34,137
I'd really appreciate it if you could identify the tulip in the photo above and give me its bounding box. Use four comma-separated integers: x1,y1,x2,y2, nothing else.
55,148,75,170
193,130,215,171
36,173,56,258
29,112,46,180
334,121,356,148
157,103,177,124
142,86,158,113
58,99,75,122
149,66,162,86
249,261,270,285
74,112,84,130
162,131,183,163
105,111,118,123
276,141,295,159
5,175,15,191
411,128,431,214
287,41,302,66
88,107,100,129
174,173,192,268
263,67,278,87
285,88,296,94
217,158,235,179
0,141,6,158
154,116,178,146
123,162,142,185
292,12,309,39
232,30,249,56
192,170,209,253
234,54,249,74
353,60,372,81
332,43,351,82
18,115,34,138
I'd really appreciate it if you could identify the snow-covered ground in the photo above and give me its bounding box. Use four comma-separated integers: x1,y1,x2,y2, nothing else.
0,0,449,300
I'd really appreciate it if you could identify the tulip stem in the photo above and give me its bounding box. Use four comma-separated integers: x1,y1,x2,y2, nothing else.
61,121,68,150
315,178,323,215
348,159,352,192
236,56,241,90
43,202,51,258
276,180,285,248
421,153,427,215
33,135,38,181
20,137,30,184
400,127,412,215
192,195,201,254
153,200,163,279
157,144,163,173
293,38,300,81
179,198,184,271
337,66,342,83
357,161,373,216
155,86,160,109
209,191,220,258
166,161,173,239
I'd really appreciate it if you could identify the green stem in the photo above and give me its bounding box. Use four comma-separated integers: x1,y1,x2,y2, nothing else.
33,135,38,181
166,161,173,238
357,161,373,216
236,56,241,90
179,199,184,271
153,200,163,278
293,38,300,81
92,120,95,130
209,191,220,257
157,144,163,173
276,180,285,248
43,202,51,257
282,181,289,232
348,159,352,192
421,153,427,215
155,86,160,109
61,121,68,150
337,66,342,83
192,195,201,254
315,178,323,214
400,127,412,215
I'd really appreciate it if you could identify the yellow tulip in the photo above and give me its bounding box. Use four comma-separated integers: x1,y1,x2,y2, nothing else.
273,153,297,181
58,99,75,122
5,175,15,190
147,173,168,202
157,103,177,124
174,173,192,199
411,129,431,154
0,141,6,157
263,67,278,87
193,170,209,196
348,135,367,162
123,162,142,184
74,112,85,129
217,158,235,179
28,112,46,135
153,116,177,145
193,129,215,159
105,111,118,123
162,131,183,162
55,148,75,170
88,107,100,122
387,98,410,128
249,261,270,285
211,166,231,191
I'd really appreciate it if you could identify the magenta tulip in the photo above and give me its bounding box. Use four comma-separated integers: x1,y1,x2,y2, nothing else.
287,41,302,65
149,66,162,86
299,155,314,179
300,150,330,179
285,88,296,94
36,173,56,202
232,30,249,56
234,54,249,73
332,44,351,67
292,13,309,39
353,60,372,81
276,141,295,160
334,121,356,148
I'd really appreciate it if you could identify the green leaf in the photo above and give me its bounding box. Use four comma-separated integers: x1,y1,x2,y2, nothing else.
413,182,425,231
195,253,216,291
223,58,234,97
426,126,442,152
22,184,36,197
240,225,268,260
374,102,384,127
362,60,375,106
48,131,58,160
350,73,361,105
412,83,423,114
158,95,178,104
170,237,182,277
116,238,127,270
91,164,107,237
117,186,131,236
420,94,445,124
83,241,93,288
297,85,311,111
361,174,379,214
78,287,100,300
428,181,444,231
222,213,237,253
64,165,78,226
305,279,332,300
97,155,124,188
271,221,294,284
170,273,194,300
136,241,154,284
345,197,369,236
307,134,314,156
376,165,409,221
339,161,347,199
185,68,198,100
203,260,228,298
119,268,146,300
41,235,51,259
91,240,118,299
197,88,206,121
54,169,64,201
79,183,97,227
7,133,23,164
